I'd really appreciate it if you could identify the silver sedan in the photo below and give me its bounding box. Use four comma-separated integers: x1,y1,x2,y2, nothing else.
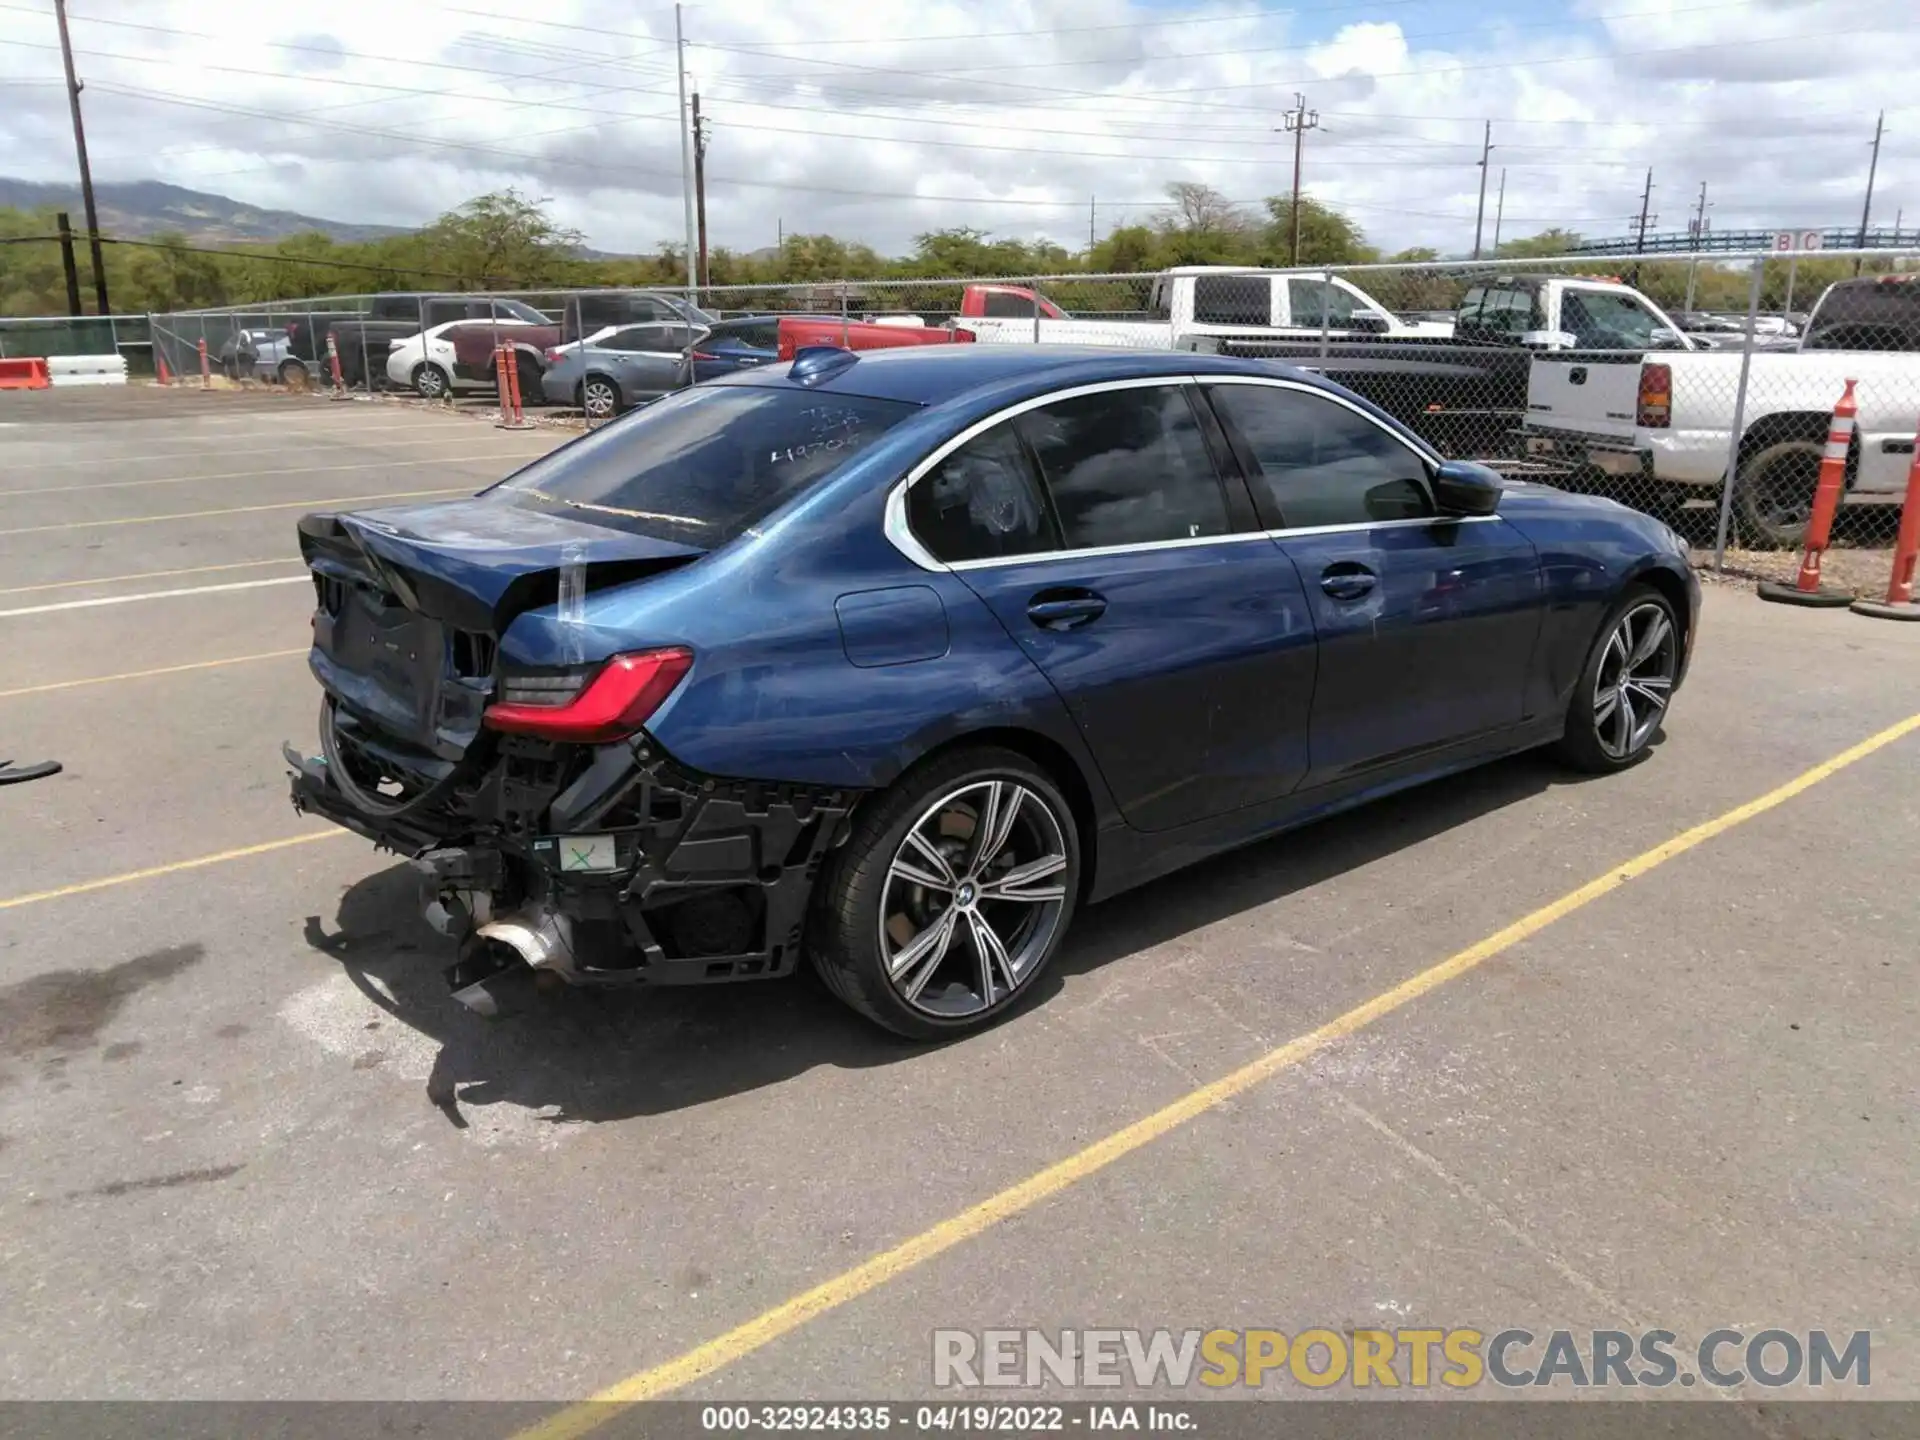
540,321,706,417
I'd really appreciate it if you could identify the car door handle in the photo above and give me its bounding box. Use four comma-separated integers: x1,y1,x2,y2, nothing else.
1319,565,1377,601
1027,591,1108,630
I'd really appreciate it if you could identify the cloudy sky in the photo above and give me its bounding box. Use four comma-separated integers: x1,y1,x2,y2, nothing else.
0,0,1911,258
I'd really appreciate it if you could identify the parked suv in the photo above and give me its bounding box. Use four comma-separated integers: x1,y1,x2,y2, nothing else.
557,289,718,343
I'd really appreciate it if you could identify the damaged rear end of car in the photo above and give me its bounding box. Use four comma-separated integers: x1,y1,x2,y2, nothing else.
284,380,921,1014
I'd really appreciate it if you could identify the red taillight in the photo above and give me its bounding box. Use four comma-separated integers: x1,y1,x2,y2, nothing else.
483,647,692,743
286,321,298,336
951,327,976,344
545,347,563,363
688,350,717,362
1636,362,1672,429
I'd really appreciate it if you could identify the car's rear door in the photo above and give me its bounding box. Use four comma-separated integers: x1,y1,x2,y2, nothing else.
911,378,1318,833
1202,376,1544,788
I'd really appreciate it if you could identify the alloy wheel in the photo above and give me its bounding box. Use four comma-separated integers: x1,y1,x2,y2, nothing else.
878,779,1070,1018
1593,602,1677,761
582,379,617,418
415,365,447,399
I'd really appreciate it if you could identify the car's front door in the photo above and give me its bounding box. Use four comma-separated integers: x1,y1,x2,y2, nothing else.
905,379,1319,833
1203,377,1544,788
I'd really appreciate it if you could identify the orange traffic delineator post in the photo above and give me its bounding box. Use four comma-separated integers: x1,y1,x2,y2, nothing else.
1850,421,1920,622
0,356,52,390
494,342,533,430
155,348,172,385
1758,377,1858,608
197,337,211,390
325,330,346,399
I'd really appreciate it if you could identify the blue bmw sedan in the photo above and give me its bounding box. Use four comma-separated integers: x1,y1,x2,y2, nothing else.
288,346,1698,1037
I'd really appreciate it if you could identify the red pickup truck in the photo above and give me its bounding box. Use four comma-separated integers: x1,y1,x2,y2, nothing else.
774,284,1063,361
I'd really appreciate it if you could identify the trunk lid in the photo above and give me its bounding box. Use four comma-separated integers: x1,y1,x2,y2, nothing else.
1525,351,1647,442
299,494,702,757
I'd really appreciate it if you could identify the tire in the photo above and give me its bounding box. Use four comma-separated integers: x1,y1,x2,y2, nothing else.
412,363,451,400
279,358,310,391
1552,584,1681,774
810,747,1081,1040
1734,437,1823,550
578,374,622,420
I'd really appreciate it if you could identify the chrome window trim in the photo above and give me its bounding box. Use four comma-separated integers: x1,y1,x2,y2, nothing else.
879,371,1471,575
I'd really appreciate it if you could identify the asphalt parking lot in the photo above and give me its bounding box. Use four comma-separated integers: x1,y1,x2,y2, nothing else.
1,385,1916,1419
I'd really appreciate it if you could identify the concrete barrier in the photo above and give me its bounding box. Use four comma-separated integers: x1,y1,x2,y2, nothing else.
46,353,129,388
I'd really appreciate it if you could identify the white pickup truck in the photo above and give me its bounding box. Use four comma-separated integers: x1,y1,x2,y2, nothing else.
1523,275,1920,546
957,266,1455,348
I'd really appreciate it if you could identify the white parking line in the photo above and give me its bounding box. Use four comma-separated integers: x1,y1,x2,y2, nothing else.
0,576,312,618
0,557,301,597
5,453,521,497
7,428,558,467
0,486,470,537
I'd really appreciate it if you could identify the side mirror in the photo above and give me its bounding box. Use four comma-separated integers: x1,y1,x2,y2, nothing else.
1432,460,1504,516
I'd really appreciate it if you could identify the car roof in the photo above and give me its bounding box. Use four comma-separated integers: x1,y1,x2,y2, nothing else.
708,343,1351,407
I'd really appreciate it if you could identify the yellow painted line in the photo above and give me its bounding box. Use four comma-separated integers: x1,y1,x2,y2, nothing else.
0,831,346,912
0,487,471,538
0,648,307,700
514,708,1920,1439
0,557,301,597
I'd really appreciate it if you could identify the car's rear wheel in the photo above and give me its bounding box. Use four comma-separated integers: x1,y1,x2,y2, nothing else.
279,358,310,390
579,375,621,419
811,748,1080,1039
1735,437,1822,549
413,363,451,400
1552,585,1680,773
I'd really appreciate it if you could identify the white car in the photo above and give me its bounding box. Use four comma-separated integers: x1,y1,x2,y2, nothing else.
386,318,544,399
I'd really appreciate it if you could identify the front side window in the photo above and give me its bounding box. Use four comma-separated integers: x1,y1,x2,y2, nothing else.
1017,386,1230,549
497,387,918,545
1289,279,1358,327
908,426,1057,563
1560,289,1665,348
1461,284,1544,338
1208,384,1432,529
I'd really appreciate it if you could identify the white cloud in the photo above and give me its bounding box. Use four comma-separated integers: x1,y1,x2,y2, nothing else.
0,0,1910,258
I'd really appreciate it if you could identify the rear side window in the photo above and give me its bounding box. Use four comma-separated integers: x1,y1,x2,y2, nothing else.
1803,281,1920,352
1017,385,1230,549
908,426,1057,563
1460,284,1543,339
1191,274,1274,327
982,291,1039,319
497,387,918,545
1208,384,1432,529
424,300,465,327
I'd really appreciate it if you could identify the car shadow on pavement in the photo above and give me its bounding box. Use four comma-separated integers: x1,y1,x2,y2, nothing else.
302,747,1609,1129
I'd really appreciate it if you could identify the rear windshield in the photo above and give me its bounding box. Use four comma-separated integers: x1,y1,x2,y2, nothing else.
1802,280,1920,352
494,385,919,544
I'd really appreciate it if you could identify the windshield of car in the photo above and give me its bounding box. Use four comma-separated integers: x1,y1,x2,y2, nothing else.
495,298,550,324
494,385,920,545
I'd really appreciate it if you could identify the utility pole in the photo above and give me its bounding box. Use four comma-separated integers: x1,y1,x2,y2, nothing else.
1471,122,1495,260
1683,180,1710,312
1088,195,1096,251
55,211,82,317
1278,94,1319,266
1630,167,1656,285
674,3,696,292
53,0,109,315
691,91,709,292
1491,167,1507,255
1855,109,1884,276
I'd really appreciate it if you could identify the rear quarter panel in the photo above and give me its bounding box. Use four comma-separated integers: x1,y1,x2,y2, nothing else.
497,437,1116,815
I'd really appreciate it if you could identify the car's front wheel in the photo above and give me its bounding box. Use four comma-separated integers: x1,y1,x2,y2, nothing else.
812,748,1080,1039
1553,584,1681,773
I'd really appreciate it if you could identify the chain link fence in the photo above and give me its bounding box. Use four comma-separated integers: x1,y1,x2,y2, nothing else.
0,313,153,376
143,248,1920,586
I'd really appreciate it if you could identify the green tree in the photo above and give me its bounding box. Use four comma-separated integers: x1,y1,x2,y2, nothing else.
1496,228,1584,259
416,189,585,288
1259,195,1375,266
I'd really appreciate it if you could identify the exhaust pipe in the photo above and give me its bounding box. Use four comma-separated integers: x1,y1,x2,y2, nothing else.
445,906,574,1016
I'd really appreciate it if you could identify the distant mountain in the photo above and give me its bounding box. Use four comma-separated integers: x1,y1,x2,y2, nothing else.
0,178,409,244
